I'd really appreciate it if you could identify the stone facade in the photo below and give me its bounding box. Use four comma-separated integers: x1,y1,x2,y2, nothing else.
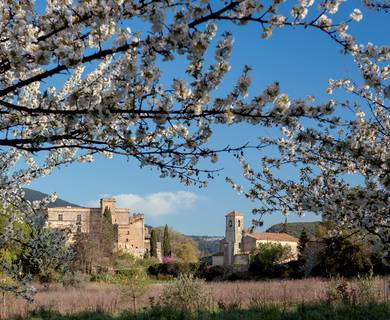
241,233,298,260
47,198,150,258
223,211,244,266
218,211,299,268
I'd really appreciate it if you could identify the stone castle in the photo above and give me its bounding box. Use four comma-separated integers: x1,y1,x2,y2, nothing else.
211,210,299,268
47,198,153,258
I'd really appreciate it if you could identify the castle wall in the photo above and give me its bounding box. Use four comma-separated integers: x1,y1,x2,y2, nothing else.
116,215,146,258
113,209,131,225
47,198,147,258
47,207,93,234
89,208,102,235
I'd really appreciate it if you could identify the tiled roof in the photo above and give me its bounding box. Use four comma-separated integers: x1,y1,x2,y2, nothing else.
246,232,298,242
225,210,244,217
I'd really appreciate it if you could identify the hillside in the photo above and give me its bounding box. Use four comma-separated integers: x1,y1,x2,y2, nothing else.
23,188,81,208
266,221,321,238
153,226,200,262
189,235,223,257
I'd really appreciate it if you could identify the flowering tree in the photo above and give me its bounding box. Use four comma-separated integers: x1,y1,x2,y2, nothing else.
223,2,389,261
0,0,388,295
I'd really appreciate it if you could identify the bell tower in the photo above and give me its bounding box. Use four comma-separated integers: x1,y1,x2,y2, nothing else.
223,210,244,266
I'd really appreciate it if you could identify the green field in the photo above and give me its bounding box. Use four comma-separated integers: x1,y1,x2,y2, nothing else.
9,303,390,320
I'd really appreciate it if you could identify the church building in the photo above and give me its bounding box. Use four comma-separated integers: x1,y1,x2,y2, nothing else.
212,210,299,268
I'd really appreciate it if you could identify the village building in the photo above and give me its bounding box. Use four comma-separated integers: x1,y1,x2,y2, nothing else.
47,198,158,258
211,210,299,269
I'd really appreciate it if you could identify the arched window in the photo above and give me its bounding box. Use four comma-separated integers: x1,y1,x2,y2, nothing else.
238,220,241,227
229,220,232,227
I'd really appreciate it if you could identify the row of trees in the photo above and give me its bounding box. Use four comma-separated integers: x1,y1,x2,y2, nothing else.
248,223,389,279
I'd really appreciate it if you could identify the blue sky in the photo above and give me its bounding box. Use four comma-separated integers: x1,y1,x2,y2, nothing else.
29,2,389,236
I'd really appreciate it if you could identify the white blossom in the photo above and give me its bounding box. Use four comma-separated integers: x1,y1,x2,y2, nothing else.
350,9,363,22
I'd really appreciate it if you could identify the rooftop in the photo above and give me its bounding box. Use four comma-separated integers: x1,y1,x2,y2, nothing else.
225,210,244,217
245,232,299,242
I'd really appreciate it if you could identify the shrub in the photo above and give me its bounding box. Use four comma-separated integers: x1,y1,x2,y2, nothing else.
325,275,379,305
225,271,251,281
90,272,119,284
197,265,230,281
62,272,90,288
249,243,292,278
161,256,176,264
159,274,216,312
147,263,167,277
118,268,149,310
147,262,199,278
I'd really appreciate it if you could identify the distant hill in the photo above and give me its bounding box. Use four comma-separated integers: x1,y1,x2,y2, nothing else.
266,221,321,238
188,235,223,257
23,188,81,208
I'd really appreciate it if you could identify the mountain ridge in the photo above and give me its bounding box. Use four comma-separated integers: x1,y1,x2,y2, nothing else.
266,221,321,238
23,188,81,208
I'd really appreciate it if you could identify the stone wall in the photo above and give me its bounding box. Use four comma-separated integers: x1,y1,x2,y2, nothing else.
241,235,257,253
47,198,148,257
47,207,93,235
116,214,147,258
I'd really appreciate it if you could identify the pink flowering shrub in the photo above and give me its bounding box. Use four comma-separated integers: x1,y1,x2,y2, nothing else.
162,256,176,264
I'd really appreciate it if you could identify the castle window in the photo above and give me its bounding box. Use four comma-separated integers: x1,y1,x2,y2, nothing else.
77,226,81,233
126,238,129,242
58,214,63,221
238,220,241,227
127,231,130,235
76,214,81,222
229,220,232,227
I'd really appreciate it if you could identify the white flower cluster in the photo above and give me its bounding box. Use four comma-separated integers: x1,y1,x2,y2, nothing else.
0,0,389,296
224,1,389,263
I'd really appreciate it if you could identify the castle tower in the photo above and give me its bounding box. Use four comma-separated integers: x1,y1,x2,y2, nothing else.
100,198,116,223
223,210,244,266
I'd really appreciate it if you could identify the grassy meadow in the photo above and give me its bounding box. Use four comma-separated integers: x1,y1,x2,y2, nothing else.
2,277,390,320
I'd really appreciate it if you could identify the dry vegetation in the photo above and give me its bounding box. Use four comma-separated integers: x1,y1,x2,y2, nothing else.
2,277,390,319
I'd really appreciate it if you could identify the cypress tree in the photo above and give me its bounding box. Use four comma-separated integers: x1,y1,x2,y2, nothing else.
103,207,112,223
150,229,158,258
297,228,309,262
163,224,172,256
101,207,115,257
281,217,288,233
